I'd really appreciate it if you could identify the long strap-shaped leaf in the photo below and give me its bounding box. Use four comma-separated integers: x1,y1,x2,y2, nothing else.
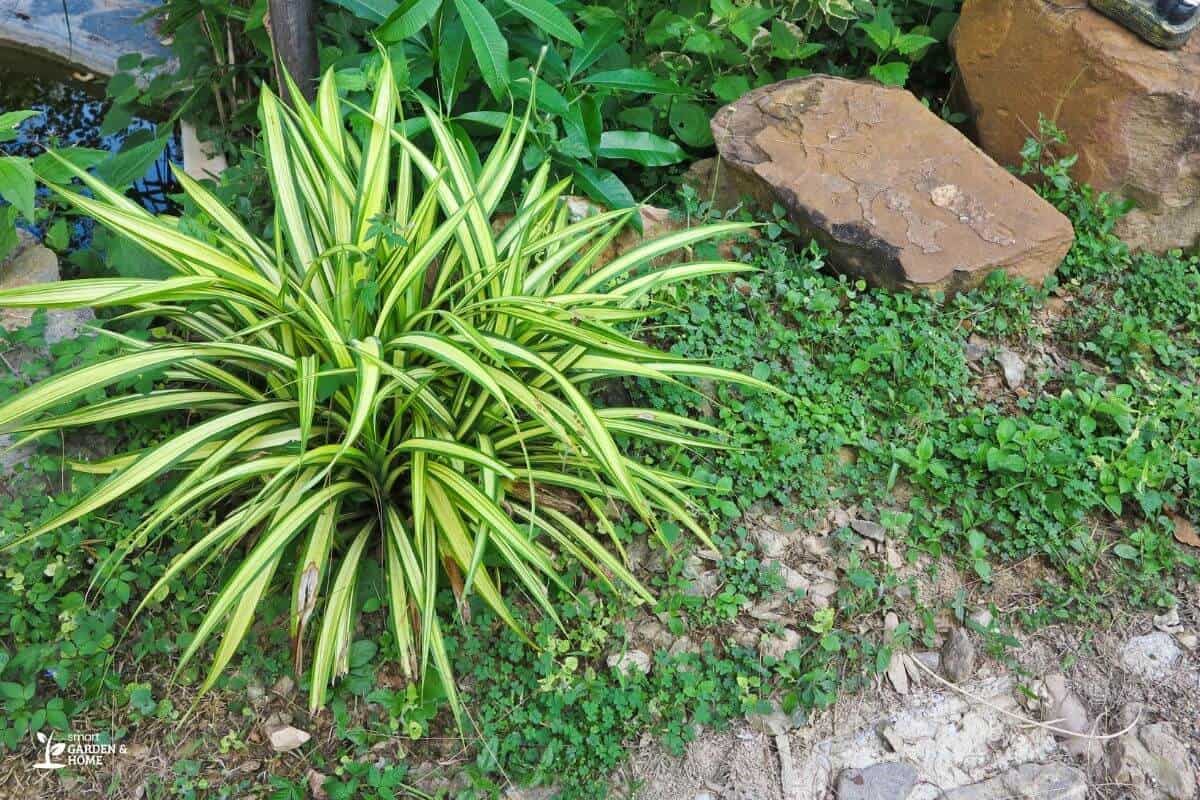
1,402,295,550
0,346,289,432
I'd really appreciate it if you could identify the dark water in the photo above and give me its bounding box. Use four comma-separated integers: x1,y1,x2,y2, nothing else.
0,54,182,235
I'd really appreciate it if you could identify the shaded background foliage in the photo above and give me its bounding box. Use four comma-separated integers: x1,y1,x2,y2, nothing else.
105,0,961,216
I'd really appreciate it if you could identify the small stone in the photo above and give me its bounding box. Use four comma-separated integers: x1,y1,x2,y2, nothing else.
912,651,941,673
246,682,266,707
836,762,918,800
731,625,760,649
967,607,994,630
268,725,311,752
779,564,808,592
625,539,649,572
942,763,1086,799
504,788,560,800
885,654,909,695
884,612,899,632
902,654,925,687
1,242,58,332
746,709,793,736
1120,633,1182,681
683,568,721,598
809,577,839,600
271,675,296,697
748,602,784,622
636,619,671,648
181,120,229,181
996,348,1026,389
1042,674,1099,762
607,649,652,676
803,535,832,558
758,628,803,661
940,628,976,683
850,519,887,542
124,743,151,759
755,525,788,559
1108,709,1197,800
964,336,989,363
1153,607,1181,632
668,636,699,657
693,794,716,800
1177,632,1198,650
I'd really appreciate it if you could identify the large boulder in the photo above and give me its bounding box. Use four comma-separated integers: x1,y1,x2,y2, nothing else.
954,0,1200,253
710,76,1074,293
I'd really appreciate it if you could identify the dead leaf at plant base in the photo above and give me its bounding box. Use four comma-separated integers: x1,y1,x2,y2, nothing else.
1172,514,1200,549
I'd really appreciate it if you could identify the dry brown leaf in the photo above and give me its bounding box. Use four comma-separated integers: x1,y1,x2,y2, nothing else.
1172,514,1200,548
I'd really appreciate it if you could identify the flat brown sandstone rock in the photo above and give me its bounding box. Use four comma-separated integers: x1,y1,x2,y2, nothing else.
954,0,1200,254
710,76,1074,293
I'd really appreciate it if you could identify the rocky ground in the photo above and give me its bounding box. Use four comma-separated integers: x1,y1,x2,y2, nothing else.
600,503,1200,800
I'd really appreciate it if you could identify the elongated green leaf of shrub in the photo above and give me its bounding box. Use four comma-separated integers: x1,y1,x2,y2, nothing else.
452,0,510,100
3,403,294,550
501,0,582,44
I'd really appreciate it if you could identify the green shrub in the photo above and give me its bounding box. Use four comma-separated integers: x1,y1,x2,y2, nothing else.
0,58,768,721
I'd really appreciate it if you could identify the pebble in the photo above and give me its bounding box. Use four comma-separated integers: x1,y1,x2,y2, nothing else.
942,763,1086,799
996,348,1026,389
964,337,988,363
754,526,788,559
307,769,330,799
759,628,803,661
886,654,910,695
779,564,808,592
850,519,887,542
912,651,941,673
1042,673,1098,761
836,762,918,800
1120,632,1182,681
967,607,994,630
746,709,794,736
940,628,977,683
803,535,833,557
669,636,700,657
1153,607,1181,632
683,569,721,598
607,649,652,676
637,619,671,648
246,682,266,707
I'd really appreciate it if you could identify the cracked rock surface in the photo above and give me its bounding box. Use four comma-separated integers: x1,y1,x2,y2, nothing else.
709,76,1074,294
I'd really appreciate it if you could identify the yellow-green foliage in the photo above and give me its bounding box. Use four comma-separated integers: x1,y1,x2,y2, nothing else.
0,57,767,722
